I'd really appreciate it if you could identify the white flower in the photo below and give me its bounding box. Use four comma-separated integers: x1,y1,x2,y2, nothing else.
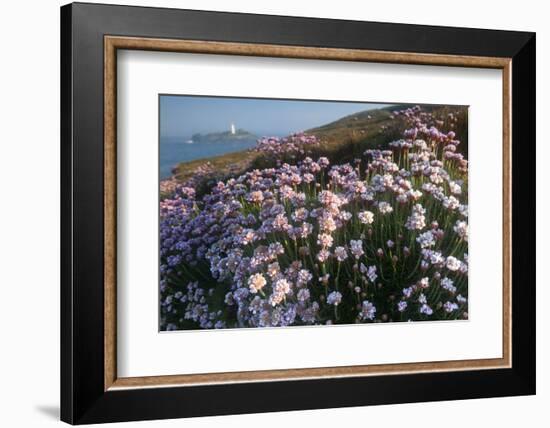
418,277,430,289
291,208,309,222
272,213,290,231
273,278,291,295
378,201,394,214
405,204,426,230
418,293,427,304
334,246,348,262
443,195,460,210
269,293,284,306
269,278,292,306
248,190,264,203
318,215,337,233
317,233,334,248
430,251,444,265
407,189,423,201
268,242,284,257
248,273,266,294
350,240,364,259
397,301,408,312
416,230,435,248
449,181,462,195
454,220,468,241
358,210,375,224
297,222,313,238
267,262,281,278
382,174,394,187
446,256,461,271
340,211,352,221
317,249,331,263
297,269,312,286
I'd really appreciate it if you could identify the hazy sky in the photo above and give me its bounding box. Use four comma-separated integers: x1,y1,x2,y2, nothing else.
160,95,391,138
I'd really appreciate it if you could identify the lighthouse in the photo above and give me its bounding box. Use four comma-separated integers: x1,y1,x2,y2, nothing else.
230,123,236,135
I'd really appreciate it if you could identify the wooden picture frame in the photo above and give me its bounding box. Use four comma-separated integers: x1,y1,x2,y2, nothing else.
61,2,535,424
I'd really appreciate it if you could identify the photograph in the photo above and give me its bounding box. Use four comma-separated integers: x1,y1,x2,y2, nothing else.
159,96,469,331
0,0,541,425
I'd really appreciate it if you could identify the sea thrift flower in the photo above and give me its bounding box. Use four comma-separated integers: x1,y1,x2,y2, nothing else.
317,249,331,263
297,288,310,302
317,233,334,248
270,278,292,306
358,210,375,224
441,277,457,293
248,273,267,294
405,204,426,230
297,269,313,286
416,230,435,248
443,301,459,313
456,294,467,304
443,196,460,210
420,304,433,315
327,291,342,306
454,220,468,241
319,274,331,285
318,215,337,233
334,246,348,262
360,300,377,320
350,240,364,259
429,251,444,265
366,265,377,283
446,256,461,271
378,202,394,214
418,277,430,289
403,287,414,299
248,190,264,203
449,181,462,195
397,301,408,312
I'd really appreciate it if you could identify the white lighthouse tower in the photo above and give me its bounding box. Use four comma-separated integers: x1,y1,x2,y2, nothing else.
230,123,236,135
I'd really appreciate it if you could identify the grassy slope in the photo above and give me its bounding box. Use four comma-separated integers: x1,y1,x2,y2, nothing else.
169,104,468,187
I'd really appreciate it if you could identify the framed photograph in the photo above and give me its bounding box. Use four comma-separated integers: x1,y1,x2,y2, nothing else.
61,2,535,424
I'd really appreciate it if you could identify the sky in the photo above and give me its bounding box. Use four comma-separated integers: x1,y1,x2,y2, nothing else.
160,95,391,138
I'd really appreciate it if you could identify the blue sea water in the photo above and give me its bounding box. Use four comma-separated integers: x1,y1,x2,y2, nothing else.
160,136,258,179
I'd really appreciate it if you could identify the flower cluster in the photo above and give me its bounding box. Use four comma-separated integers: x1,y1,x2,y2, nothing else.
160,106,469,330
252,132,321,160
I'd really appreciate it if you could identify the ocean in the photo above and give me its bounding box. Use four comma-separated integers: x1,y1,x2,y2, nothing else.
160,136,258,179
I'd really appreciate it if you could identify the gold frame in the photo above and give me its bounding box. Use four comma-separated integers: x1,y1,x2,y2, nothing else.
104,36,512,391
